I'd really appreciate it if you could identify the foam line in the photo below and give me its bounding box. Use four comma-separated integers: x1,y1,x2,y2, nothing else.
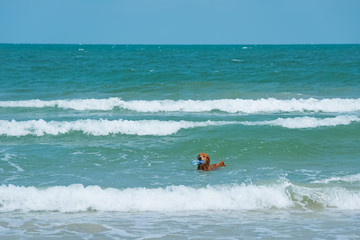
0,183,359,212
0,119,235,136
246,115,360,129
1,97,360,113
0,116,359,137
312,174,360,184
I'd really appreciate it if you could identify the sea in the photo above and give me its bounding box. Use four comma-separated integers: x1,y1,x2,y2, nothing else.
0,44,359,239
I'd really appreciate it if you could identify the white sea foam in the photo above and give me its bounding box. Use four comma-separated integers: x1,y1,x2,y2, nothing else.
0,98,120,111
1,97,360,113
246,115,360,129
312,174,360,184
0,119,235,137
0,183,359,213
1,153,24,172
290,184,360,210
231,59,243,62
0,116,358,137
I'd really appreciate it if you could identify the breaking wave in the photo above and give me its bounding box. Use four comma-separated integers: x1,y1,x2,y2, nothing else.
0,183,359,213
0,116,359,137
0,119,235,136
246,115,360,129
312,174,360,184
1,97,360,113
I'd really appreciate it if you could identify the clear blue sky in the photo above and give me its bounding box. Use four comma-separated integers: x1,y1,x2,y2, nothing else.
1,0,359,44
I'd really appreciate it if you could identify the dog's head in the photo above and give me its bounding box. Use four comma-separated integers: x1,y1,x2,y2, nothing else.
197,153,210,166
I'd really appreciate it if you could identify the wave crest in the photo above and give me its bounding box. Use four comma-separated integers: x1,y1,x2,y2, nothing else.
1,183,359,213
0,116,359,137
312,174,360,184
0,119,234,136
1,97,360,113
247,115,360,129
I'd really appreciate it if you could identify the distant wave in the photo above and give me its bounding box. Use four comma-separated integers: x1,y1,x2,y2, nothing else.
0,116,359,137
0,119,236,136
245,115,360,129
1,97,360,113
312,173,360,184
0,183,359,212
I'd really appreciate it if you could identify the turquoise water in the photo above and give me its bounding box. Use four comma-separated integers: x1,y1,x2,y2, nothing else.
1,44,360,239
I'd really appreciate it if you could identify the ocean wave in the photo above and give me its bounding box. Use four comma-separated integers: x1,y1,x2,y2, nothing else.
312,174,360,184
246,115,360,129
0,119,235,136
1,97,360,113
0,116,359,137
0,183,359,213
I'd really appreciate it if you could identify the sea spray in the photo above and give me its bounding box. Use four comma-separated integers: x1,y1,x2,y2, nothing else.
1,182,359,212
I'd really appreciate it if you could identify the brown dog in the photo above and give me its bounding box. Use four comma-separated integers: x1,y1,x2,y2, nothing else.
196,153,226,171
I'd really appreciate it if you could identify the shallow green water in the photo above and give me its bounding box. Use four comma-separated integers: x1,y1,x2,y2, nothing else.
0,44,360,239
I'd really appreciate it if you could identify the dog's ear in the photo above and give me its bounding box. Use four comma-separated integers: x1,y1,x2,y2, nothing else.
205,154,210,163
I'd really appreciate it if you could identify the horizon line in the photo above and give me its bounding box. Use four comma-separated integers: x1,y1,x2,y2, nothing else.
1,42,360,46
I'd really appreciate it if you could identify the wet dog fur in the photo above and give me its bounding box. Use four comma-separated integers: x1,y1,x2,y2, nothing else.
196,153,226,171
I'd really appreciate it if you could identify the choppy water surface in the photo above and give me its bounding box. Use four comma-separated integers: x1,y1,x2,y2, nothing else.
0,44,360,239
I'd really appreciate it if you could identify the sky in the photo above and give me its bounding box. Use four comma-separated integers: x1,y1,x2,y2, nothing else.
0,0,359,44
